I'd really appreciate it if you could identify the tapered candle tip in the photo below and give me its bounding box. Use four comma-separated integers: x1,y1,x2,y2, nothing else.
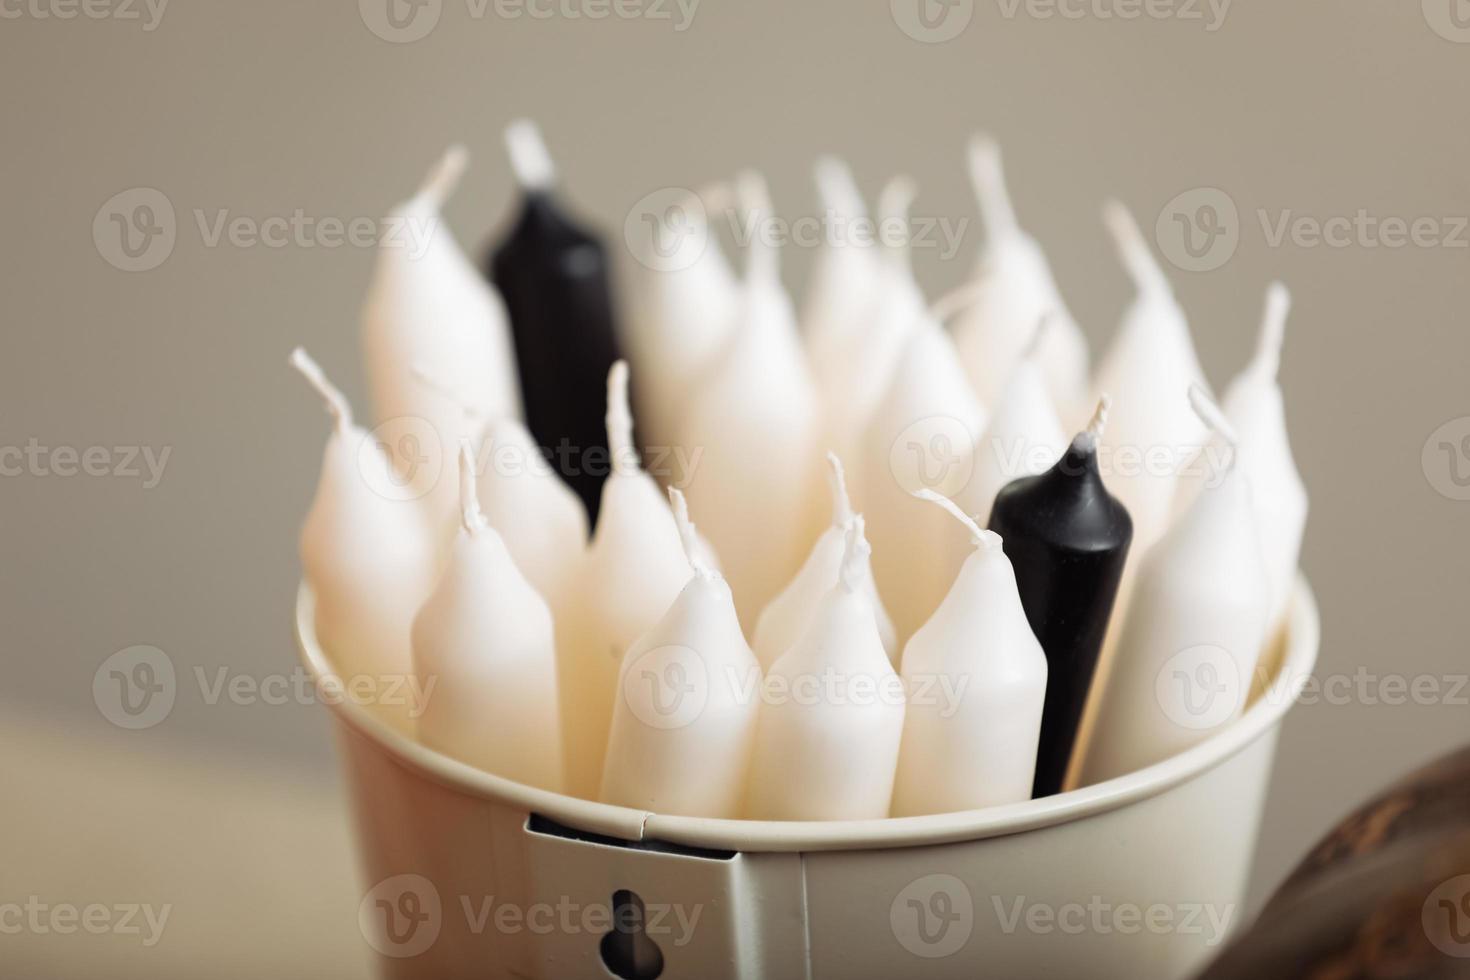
735,169,779,283
668,487,715,579
1255,281,1291,380
838,515,872,595
1187,383,1239,451
605,360,637,474
814,156,866,218
825,451,854,527
289,347,352,434
459,442,487,536
420,144,469,206
505,119,555,191
967,133,1019,237
877,174,918,270
912,488,1000,551
1103,198,1169,295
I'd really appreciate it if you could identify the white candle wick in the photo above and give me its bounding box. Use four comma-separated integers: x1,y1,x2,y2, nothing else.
504,119,556,192
419,144,469,208
1187,383,1240,453
605,360,638,476
967,133,1019,239
825,451,854,527
459,442,488,536
1103,199,1170,296
877,174,918,273
735,169,778,284
1254,281,1291,381
814,156,867,219
1074,393,1112,453
912,488,1002,552
838,515,872,595
668,486,717,579
289,347,353,435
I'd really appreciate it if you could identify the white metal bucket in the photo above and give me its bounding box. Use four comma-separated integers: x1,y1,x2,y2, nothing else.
296,578,1319,980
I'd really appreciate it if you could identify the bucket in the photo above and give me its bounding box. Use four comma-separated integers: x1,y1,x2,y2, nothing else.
296,577,1320,980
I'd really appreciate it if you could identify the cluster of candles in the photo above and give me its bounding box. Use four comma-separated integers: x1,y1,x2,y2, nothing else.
292,122,1307,820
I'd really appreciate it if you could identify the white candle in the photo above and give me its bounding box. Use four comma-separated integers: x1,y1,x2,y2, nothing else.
600,489,761,818
1080,386,1271,784
946,135,1089,419
860,310,987,641
954,319,1067,531
677,172,824,625
360,146,522,538
411,447,563,791
291,349,437,736
745,518,905,820
562,361,692,799
622,183,742,453
753,454,897,671
1091,200,1209,554
890,491,1048,815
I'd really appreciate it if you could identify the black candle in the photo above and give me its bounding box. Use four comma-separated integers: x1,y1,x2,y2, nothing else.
987,397,1132,799
488,120,623,526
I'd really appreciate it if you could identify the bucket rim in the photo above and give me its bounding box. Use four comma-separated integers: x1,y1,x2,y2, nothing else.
296,576,1318,853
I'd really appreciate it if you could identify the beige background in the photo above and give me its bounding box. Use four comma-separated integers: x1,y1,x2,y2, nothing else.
4,1,1470,976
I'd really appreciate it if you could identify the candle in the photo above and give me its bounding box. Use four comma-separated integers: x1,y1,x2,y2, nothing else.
945,135,1089,419
1091,200,1209,554
622,183,742,454
677,172,823,625
562,361,692,799
600,489,761,818
411,446,564,791
488,121,624,525
290,349,437,736
753,453,897,671
890,491,1048,815
745,518,906,820
953,319,1067,533
360,146,522,537
860,308,987,641
1080,386,1271,784
987,396,1133,798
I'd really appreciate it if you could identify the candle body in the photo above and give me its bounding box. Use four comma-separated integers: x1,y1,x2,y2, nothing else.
988,438,1132,798
890,544,1048,815
745,588,905,820
411,527,563,791
600,574,761,818
490,192,622,524
1081,463,1270,784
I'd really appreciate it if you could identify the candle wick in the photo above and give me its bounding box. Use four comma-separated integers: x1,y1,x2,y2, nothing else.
876,174,918,274
504,119,556,192
668,487,716,579
1103,199,1171,296
289,347,353,435
967,133,1020,240
1187,383,1240,455
1084,392,1112,443
458,442,488,536
605,360,638,476
814,156,867,221
1254,281,1291,381
837,515,871,595
913,488,1001,552
419,144,469,208
735,170,779,284
825,451,854,527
